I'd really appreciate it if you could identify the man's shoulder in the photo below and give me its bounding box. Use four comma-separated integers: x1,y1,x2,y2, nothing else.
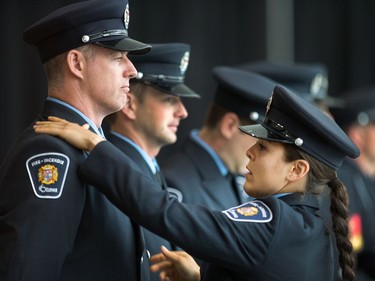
3,124,84,168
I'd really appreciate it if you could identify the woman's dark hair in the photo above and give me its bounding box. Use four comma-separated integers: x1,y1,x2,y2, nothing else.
284,144,356,281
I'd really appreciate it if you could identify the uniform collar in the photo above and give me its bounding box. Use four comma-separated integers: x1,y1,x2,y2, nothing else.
109,131,157,174
278,192,320,210
190,129,228,176
46,97,105,138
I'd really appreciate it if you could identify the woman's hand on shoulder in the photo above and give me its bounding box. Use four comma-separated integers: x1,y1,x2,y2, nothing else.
34,116,105,151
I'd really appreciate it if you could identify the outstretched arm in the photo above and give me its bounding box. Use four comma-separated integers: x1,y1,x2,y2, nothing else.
34,116,104,151
150,246,200,281
34,117,199,281
34,115,268,273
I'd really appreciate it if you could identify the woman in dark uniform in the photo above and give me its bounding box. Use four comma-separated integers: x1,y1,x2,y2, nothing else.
33,85,358,281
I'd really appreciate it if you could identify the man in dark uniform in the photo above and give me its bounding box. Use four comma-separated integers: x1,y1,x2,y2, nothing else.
104,42,199,281
0,0,152,280
331,87,375,281
160,66,276,210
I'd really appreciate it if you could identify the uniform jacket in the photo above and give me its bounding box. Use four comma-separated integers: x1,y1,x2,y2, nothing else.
161,136,245,210
338,158,375,279
107,132,174,281
0,100,150,281
80,141,338,281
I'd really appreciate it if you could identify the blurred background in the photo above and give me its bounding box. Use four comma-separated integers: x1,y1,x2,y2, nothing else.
1,0,375,161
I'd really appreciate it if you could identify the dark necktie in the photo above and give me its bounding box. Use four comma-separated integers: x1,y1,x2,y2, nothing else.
154,170,163,187
153,159,166,189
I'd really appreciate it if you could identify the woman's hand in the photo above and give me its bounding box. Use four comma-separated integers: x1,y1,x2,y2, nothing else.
33,116,105,151
150,246,200,281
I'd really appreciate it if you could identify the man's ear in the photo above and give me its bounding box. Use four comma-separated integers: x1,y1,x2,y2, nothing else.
66,49,85,79
220,112,240,139
287,159,310,182
120,92,137,120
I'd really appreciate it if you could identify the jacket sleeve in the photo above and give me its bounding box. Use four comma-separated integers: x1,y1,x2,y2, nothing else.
0,134,86,281
79,141,276,272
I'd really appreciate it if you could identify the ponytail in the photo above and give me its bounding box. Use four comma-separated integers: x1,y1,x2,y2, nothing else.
329,178,356,281
284,144,356,281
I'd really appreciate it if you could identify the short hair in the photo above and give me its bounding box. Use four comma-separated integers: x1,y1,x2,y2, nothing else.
203,103,256,130
44,44,98,89
129,80,148,103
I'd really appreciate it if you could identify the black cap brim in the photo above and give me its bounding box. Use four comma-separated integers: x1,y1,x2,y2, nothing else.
96,37,151,55
239,124,294,144
170,84,200,98
146,82,200,98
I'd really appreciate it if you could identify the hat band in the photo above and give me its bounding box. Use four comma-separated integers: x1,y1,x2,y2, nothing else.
81,29,128,43
142,74,184,83
263,117,303,146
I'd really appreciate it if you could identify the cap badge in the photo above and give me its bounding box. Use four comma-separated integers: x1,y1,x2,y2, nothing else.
179,51,190,74
357,112,369,126
310,73,328,98
124,4,130,30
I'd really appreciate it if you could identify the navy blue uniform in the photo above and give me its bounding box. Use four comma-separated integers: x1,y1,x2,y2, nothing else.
0,100,150,281
107,132,175,281
79,141,338,281
338,158,375,280
161,135,246,210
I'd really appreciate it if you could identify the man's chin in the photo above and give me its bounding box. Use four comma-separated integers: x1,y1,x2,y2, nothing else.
161,136,177,147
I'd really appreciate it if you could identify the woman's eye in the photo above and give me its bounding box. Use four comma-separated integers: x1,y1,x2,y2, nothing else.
258,143,266,150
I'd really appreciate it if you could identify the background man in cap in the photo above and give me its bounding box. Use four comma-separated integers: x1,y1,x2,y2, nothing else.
104,42,199,281
160,66,276,212
331,87,375,281
0,0,152,280
237,60,343,117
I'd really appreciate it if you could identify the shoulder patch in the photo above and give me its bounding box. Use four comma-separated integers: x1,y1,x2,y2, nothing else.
222,200,273,223
26,152,70,199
